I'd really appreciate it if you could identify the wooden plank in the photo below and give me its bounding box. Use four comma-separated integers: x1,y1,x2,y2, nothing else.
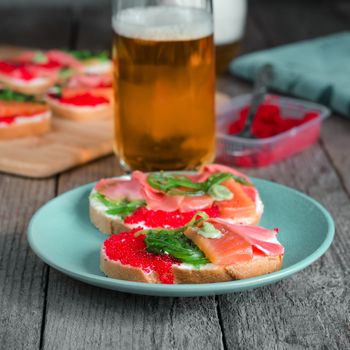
0,46,114,178
321,116,350,195
217,145,350,349
40,157,224,350
0,117,114,178
217,5,350,346
0,174,56,349
0,6,73,49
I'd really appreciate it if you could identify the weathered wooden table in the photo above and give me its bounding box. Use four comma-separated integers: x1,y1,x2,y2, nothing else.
1,1,349,349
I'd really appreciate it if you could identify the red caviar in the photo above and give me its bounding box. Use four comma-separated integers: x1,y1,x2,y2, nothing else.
228,104,319,138
124,205,220,228
50,92,109,106
0,114,38,125
0,116,15,124
0,61,34,80
96,81,113,88
104,229,180,284
33,59,62,70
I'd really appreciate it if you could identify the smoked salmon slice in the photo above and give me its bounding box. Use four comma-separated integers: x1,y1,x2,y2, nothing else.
61,87,112,101
0,101,48,117
95,178,143,201
184,219,284,265
184,226,253,265
132,170,214,212
217,179,257,220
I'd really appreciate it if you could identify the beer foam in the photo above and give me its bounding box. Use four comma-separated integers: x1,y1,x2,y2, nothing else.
213,0,247,45
113,6,213,41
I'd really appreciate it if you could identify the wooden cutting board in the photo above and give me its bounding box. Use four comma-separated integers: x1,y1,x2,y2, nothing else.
0,46,230,178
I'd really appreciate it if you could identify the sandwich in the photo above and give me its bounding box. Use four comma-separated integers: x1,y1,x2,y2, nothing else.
17,49,112,76
70,50,112,75
0,59,57,95
90,164,264,235
61,72,113,101
100,214,284,284
0,88,51,140
15,49,82,71
46,73,113,121
0,50,82,95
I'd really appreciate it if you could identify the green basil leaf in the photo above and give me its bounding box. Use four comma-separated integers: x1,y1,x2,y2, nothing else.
58,67,74,80
166,189,206,196
49,86,62,97
203,172,232,191
185,211,209,228
147,171,250,199
147,173,202,193
145,230,209,267
70,50,109,61
32,51,48,63
231,175,252,186
92,192,145,218
91,192,115,207
196,222,223,239
105,200,145,217
0,89,36,102
207,184,233,201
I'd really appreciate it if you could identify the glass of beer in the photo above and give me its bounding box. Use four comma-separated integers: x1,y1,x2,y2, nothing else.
112,0,215,172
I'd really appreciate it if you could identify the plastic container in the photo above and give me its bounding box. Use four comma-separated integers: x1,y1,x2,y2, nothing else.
216,94,330,167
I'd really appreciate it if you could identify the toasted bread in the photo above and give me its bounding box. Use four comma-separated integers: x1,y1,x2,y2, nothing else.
0,114,50,140
100,245,283,284
47,95,112,121
0,74,54,95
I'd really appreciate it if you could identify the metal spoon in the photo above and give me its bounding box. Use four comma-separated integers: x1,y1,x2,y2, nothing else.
237,64,274,138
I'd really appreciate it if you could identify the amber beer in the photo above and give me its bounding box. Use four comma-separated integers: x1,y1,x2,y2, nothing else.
215,41,242,74
112,6,215,171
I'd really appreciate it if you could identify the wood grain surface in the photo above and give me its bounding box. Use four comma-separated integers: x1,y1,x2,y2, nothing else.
219,145,350,349
0,174,56,349
1,0,350,349
0,117,114,178
0,46,115,178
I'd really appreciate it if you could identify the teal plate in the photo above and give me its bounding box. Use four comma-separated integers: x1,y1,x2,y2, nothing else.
27,178,334,297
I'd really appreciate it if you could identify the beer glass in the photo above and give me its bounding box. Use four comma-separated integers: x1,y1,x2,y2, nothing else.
214,0,247,73
112,0,215,172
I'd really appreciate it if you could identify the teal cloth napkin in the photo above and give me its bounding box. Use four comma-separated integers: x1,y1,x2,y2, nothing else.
230,32,350,117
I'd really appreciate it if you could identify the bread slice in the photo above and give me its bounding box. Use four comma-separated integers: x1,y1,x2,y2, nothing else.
0,74,53,95
0,107,51,140
89,201,129,235
100,246,283,284
89,189,263,235
0,115,50,140
47,95,112,121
